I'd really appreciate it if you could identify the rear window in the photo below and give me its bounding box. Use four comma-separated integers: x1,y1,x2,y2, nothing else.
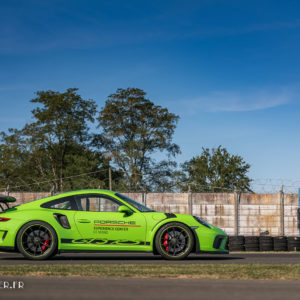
41,196,77,210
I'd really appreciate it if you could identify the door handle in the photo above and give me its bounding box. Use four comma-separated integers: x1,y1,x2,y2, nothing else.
77,219,91,223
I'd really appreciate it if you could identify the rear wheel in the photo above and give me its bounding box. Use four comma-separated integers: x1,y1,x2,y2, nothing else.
16,221,58,260
155,222,194,260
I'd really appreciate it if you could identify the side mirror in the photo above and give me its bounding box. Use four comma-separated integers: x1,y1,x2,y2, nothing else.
118,205,132,215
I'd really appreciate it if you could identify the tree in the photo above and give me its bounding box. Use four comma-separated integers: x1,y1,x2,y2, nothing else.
95,88,180,191
179,146,252,192
0,129,31,191
0,88,119,192
23,88,97,191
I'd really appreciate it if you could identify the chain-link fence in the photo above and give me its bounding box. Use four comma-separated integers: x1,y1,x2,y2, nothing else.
2,172,300,194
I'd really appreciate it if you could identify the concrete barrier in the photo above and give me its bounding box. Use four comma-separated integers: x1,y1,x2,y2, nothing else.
3,191,299,236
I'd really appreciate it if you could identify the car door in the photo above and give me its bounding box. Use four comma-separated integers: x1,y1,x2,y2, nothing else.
73,194,147,251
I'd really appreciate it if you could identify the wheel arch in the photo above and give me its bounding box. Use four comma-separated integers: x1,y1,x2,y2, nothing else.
151,220,197,254
14,219,60,250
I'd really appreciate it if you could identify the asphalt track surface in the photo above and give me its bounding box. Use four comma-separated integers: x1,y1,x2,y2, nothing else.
1,252,300,300
0,251,300,264
1,276,300,300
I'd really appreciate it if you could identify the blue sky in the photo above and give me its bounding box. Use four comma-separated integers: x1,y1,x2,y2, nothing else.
1,0,300,189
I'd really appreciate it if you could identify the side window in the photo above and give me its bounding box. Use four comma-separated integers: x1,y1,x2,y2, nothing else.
74,195,121,212
41,196,77,210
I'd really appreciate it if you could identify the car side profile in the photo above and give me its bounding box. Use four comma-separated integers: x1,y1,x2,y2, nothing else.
0,190,228,260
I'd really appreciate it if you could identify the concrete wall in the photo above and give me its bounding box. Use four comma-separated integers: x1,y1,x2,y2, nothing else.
192,193,235,235
126,192,299,236
8,192,51,205
3,192,299,236
283,194,299,236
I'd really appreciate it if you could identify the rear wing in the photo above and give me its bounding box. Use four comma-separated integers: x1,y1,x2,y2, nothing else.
0,195,16,211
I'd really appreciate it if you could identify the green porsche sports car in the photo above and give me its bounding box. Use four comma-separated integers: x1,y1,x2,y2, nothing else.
0,190,228,260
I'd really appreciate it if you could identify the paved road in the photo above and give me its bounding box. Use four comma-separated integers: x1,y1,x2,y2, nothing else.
1,276,300,300
0,252,300,264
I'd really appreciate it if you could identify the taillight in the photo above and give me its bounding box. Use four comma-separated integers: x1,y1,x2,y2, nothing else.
0,217,10,222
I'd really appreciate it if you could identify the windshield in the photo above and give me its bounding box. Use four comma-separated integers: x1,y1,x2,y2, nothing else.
115,193,154,212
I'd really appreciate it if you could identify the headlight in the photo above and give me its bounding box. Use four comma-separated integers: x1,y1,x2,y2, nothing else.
193,216,211,229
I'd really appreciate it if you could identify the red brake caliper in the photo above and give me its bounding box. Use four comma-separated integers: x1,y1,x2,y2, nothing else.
42,236,50,251
163,233,169,252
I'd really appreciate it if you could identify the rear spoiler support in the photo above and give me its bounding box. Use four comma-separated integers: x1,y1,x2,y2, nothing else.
0,195,16,211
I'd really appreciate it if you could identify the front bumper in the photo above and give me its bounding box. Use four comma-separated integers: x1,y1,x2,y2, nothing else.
192,227,229,254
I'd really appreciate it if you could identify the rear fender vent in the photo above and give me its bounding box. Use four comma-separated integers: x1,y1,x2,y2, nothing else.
53,213,71,229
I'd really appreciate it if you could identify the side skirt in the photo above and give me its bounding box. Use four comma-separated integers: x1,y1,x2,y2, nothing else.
0,246,16,252
58,250,153,254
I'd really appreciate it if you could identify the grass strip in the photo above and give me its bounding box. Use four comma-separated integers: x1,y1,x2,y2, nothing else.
0,264,300,280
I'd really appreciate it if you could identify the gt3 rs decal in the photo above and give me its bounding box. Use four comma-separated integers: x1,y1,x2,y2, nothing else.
61,238,150,246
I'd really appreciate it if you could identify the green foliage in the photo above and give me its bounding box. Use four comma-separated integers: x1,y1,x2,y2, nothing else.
96,88,180,191
0,88,253,193
0,89,115,192
0,129,31,189
23,88,98,191
179,146,252,192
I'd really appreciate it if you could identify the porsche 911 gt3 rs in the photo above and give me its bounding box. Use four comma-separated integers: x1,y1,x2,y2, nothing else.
0,190,228,260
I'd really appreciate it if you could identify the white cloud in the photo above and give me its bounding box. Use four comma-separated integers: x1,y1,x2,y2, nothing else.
180,88,294,113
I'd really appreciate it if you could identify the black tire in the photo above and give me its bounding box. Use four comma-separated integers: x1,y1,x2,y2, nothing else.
287,237,300,242
260,246,273,251
229,245,245,251
244,236,259,251
155,222,194,260
260,238,274,251
16,221,58,260
273,236,287,242
259,236,273,242
229,236,244,251
245,242,259,247
287,237,300,251
259,236,273,250
273,236,287,251
288,246,300,251
245,247,259,252
274,246,287,251
229,236,244,244
245,236,259,243
229,242,244,246
260,240,273,244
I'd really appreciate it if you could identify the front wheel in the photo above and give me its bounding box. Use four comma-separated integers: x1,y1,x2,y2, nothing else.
155,222,194,260
16,221,58,260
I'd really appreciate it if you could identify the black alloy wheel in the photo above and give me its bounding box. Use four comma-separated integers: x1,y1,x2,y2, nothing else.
155,222,194,260
17,221,58,260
